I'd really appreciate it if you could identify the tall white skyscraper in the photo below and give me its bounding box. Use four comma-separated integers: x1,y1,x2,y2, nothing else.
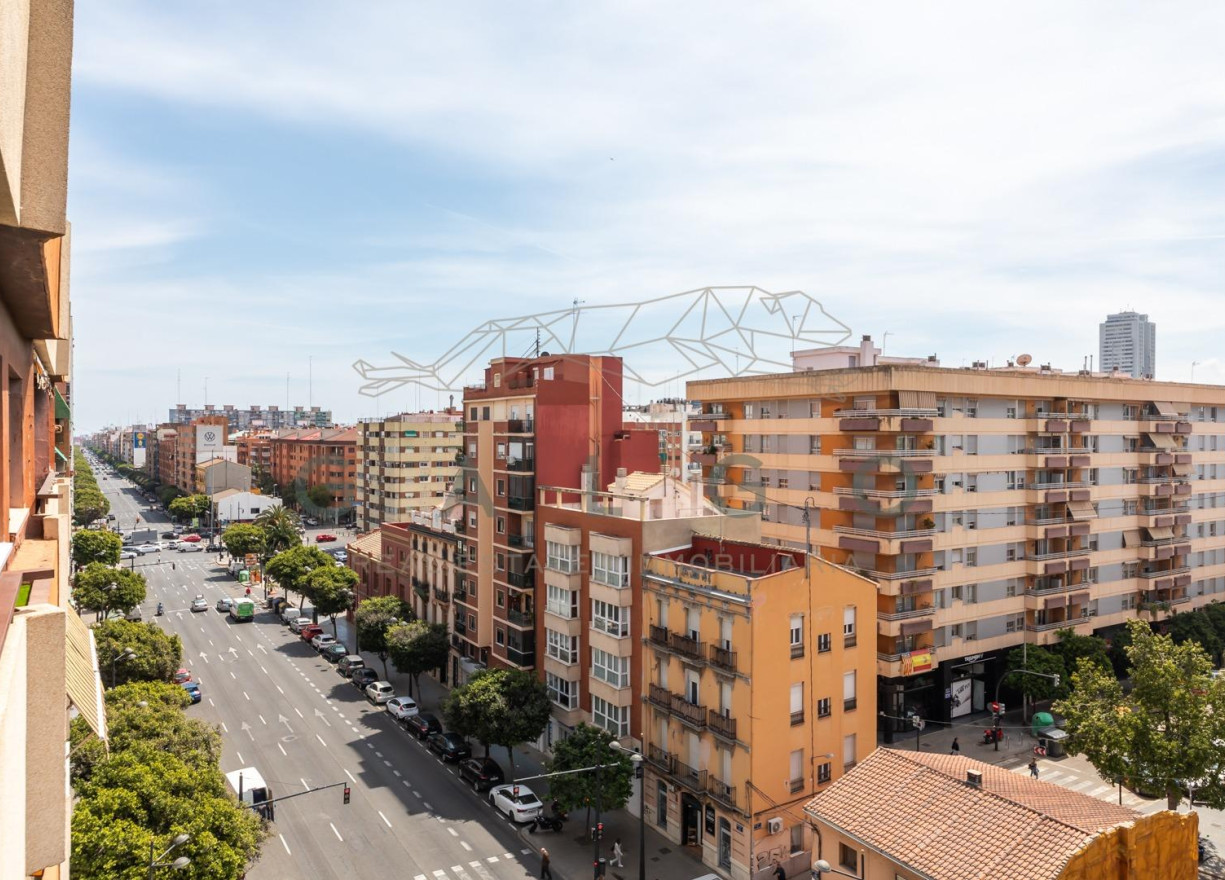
1099,311,1156,379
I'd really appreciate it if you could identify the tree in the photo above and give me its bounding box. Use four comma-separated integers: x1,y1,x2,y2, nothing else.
307,565,357,637
306,484,332,514
265,545,333,608
443,669,551,775
545,724,635,829
72,530,123,569
73,450,110,525
1051,628,1112,676
70,682,199,783
73,564,147,619
169,494,210,525
1055,618,1225,809
387,620,449,698
355,595,410,678
1003,644,1067,710
157,484,186,506
92,619,183,688
221,523,266,559
255,506,301,560
1167,610,1224,666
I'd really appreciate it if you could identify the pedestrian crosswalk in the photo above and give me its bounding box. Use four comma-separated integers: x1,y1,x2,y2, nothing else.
412,850,533,880
1002,759,1168,814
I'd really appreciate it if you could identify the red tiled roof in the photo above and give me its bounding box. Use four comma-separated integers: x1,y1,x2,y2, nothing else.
804,749,1139,880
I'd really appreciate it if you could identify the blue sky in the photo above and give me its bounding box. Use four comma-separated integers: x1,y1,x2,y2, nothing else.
68,2,1225,431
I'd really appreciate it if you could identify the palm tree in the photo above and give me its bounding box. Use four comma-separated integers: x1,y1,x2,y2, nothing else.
255,506,301,561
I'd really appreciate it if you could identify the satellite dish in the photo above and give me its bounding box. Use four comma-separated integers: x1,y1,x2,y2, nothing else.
1017,354,1033,366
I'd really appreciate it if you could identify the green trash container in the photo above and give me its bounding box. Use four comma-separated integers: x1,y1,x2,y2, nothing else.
238,570,250,584
1031,711,1055,736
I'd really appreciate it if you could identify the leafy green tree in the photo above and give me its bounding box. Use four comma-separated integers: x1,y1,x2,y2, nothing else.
265,545,333,607
1055,618,1225,809
73,450,111,525
280,477,306,511
169,494,211,524
255,506,301,560
157,484,186,506
1107,624,1135,677
387,620,449,698
1003,644,1066,708
70,682,199,783
73,563,147,619
92,619,183,688
545,724,634,827
1050,628,1112,676
307,565,357,637
355,595,410,678
72,530,123,569
221,523,266,559
443,669,551,774
306,484,332,513
1167,610,1224,666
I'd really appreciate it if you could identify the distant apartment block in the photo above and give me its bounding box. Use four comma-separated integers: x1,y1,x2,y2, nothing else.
1099,311,1156,379
170,403,332,430
270,426,359,522
356,411,464,531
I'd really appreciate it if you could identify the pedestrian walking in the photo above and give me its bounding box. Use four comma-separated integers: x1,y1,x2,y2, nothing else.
1029,758,1039,779
540,847,552,880
950,737,960,755
612,838,624,867
773,859,787,880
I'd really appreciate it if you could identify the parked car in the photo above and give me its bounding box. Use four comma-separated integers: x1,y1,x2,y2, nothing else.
304,517,319,526
216,597,234,612
332,550,348,563
315,533,337,543
125,606,143,621
279,605,302,624
134,543,160,555
206,542,222,552
403,712,442,739
173,668,193,684
427,731,472,763
190,596,208,613
386,696,419,720
365,681,395,704
459,757,505,792
336,655,366,677
488,783,543,823
321,644,349,663
160,531,177,539
178,542,204,553
311,633,337,652
180,534,202,543
289,617,313,633
118,550,137,560
350,667,379,691
299,624,324,643
181,681,202,704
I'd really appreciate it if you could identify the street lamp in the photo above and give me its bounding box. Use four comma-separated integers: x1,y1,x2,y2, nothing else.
147,831,191,878
813,859,858,878
110,647,136,688
610,741,646,880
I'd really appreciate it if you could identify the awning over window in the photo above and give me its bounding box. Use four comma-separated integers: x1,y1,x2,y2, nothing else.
65,607,106,739
1145,526,1175,541
54,388,70,420
55,447,68,464
1144,433,1176,450
1151,401,1179,418
1172,464,1193,476
897,391,937,410
1067,500,1096,521
1123,530,1144,548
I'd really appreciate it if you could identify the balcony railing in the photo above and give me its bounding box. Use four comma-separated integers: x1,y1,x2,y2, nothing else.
433,588,450,603
505,420,535,434
506,495,533,510
1139,566,1192,579
647,744,675,774
672,758,707,792
832,487,939,498
648,624,669,649
1030,547,1091,562
505,459,535,472
1027,617,1089,632
831,408,939,418
649,684,707,729
504,645,534,667
454,619,467,634
413,583,429,600
708,711,737,741
833,448,935,458
878,606,935,622
667,631,704,661
858,567,938,581
707,777,737,808
506,607,534,628
708,644,737,673
833,526,937,540
505,571,534,589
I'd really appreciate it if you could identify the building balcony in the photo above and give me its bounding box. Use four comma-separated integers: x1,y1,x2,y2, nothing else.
833,448,935,458
433,588,450,603
648,684,707,729
707,777,737,808
505,570,534,590
834,525,937,541
1030,547,1091,562
647,743,676,775
859,567,938,581
505,419,535,434
709,643,738,673
708,710,737,742
505,458,535,472
877,606,935,622
1027,616,1090,633
454,619,467,635
505,607,534,628
413,582,429,601
1139,565,1192,579
832,486,938,499
506,495,533,510
504,645,534,668
648,624,670,649
668,631,704,662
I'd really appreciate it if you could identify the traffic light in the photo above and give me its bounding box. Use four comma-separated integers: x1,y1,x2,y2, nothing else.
596,822,604,840
343,785,351,805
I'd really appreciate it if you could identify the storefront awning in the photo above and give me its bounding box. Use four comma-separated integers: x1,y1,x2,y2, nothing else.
65,608,106,739
1067,500,1096,521
1145,526,1175,541
1152,401,1179,418
897,391,937,410
1144,433,1176,450
54,388,70,420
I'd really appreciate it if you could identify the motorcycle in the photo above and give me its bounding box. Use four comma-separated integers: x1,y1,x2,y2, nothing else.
156,602,164,616
528,813,566,834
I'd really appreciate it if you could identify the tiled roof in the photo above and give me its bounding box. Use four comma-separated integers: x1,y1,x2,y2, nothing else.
607,471,664,495
804,749,1139,880
349,531,382,558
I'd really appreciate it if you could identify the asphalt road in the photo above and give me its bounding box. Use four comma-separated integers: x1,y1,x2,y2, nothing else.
95,464,540,880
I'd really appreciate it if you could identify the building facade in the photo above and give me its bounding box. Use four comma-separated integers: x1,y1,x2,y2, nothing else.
1099,310,1156,379
641,538,877,880
269,426,358,522
688,357,1225,735
195,458,252,495
0,4,106,876
234,431,274,481
356,411,463,531
170,403,332,431
171,415,231,494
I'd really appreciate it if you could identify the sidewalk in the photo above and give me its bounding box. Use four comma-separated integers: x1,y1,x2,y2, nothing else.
877,709,1042,768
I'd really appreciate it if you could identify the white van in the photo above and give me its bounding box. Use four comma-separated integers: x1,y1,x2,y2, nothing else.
280,606,300,625
225,767,273,820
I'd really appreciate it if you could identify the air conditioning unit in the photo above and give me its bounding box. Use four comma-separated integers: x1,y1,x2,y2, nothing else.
767,817,783,834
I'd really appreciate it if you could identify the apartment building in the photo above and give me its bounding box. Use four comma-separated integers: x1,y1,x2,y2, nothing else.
620,399,703,479
0,4,105,877
534,470,758,748
688,343,1225,735
356,411,463,531
171,415,231,494
170,402,332,431
234,431,275,478
194,458,252,495
641,538,876,880
154,424,178,487
1100,310,1156,380
269,426,359,522
456,355,659,680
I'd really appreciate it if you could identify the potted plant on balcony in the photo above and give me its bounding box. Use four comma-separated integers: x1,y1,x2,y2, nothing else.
920,517,936,530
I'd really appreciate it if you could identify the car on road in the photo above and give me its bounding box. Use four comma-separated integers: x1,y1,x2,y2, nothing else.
332,550,348,563
134,543,160,555
180,534,202,543
119,550,137,561
365,681,395,704
428,731,472,763
315,533,337,543
178,542,204,553
165,540,180,550
304,517,319,526
216,597,234,612
487,783,543,823
174,668,193,684
386,696,419,720
206,542,222,552
311,633,337,652
351,667,379,691
190,596,208,613
181,681,202,704
403,712,442,739
459,757,505,792
160,531,177,539
299,624,324,643
337,655,366,677
322,644,349,663
289,617,313,633
126,606,143,621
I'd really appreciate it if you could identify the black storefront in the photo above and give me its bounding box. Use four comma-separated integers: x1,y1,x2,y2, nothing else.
878,647,1010,742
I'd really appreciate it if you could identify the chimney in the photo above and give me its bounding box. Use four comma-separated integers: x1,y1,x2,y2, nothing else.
615,467,628,493
966,769,983,789
859,335,876,367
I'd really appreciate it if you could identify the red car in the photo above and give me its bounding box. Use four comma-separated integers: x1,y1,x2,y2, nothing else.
299,624,324,643
315,534,337,543
180,534,202,543
173,668,193,684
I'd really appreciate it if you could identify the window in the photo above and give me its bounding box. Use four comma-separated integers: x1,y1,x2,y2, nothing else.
592,551,630,587
817,697,831,718
789,749,804,793
965,621,978,641
790,683,804,725
496,516,505,534
843,670,857,711
482,406,490,421
592,600,629,637
592,648,629,687
543,366,555,380
495,628,505,646
817,633,831,653
839,842,858,873
546,628,578,664
843,607,856,646
1005,613,1024,633
843,733,857,770
592,696,629,737
546,673,577,709
496,479,505,496
546,541,579,573
789,614,803,658
546,585,578,619
817,762,831,784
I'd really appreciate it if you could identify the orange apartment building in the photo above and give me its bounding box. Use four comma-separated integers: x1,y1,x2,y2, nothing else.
171,415,230,494
234,431,274,480
269,426,359,522
688,337,1225,737
641,538,877,880
153,423,178,487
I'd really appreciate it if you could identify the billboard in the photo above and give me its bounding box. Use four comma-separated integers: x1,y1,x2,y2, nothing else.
133,431,147,449
197,424,224,461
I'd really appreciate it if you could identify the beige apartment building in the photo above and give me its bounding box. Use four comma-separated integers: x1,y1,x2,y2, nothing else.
689,339,1224,736
641,538,877,880
357,411,463,531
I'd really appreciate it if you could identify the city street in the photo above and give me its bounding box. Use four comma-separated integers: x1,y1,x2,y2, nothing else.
97,472,543,880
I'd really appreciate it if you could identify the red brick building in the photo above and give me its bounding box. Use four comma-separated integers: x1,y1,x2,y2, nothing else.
269,426,359,521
